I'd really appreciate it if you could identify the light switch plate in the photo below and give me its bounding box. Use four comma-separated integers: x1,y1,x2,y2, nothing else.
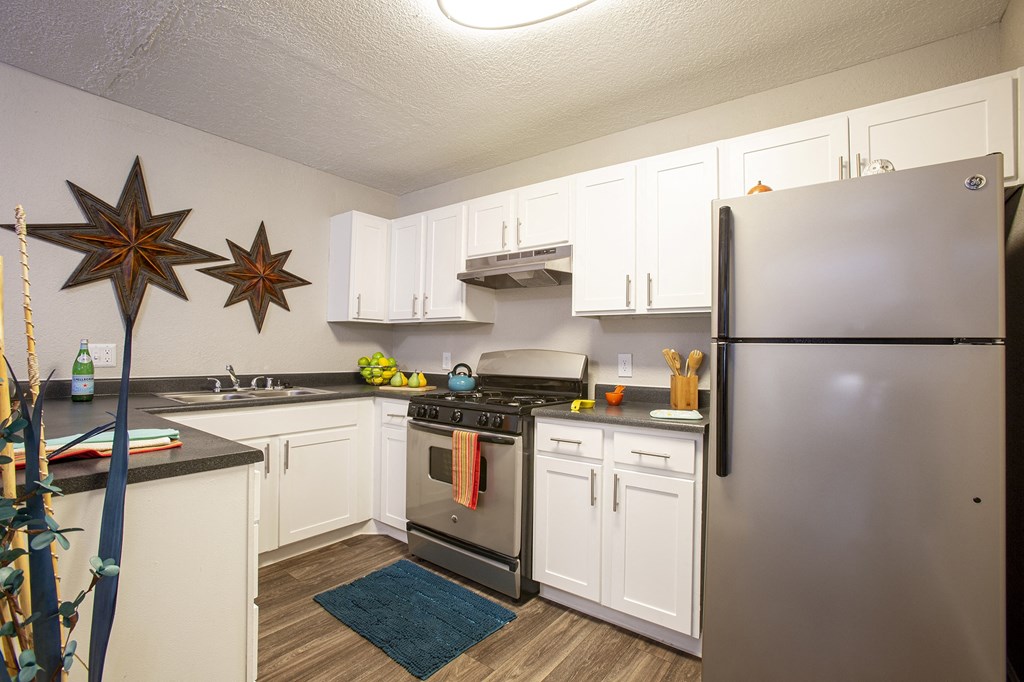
617,353,632,377
90,343,116,367
442,352,452,370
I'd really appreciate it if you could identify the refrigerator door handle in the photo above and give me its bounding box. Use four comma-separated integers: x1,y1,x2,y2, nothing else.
717,205,732,338
716,342,730,477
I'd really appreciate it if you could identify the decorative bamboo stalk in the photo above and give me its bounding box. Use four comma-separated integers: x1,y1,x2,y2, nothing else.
0,257,19,679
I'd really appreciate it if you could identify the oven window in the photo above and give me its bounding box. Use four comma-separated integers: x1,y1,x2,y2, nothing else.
427,446,488,492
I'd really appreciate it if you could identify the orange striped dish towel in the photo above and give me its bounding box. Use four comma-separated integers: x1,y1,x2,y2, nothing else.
451,430,480,509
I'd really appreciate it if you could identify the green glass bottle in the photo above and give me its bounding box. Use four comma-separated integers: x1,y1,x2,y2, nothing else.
71,338,94,402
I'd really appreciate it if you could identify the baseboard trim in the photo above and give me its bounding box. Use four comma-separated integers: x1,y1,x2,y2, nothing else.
258,519,407,567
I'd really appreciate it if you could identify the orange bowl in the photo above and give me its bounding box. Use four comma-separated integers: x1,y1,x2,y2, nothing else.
605,392,623,406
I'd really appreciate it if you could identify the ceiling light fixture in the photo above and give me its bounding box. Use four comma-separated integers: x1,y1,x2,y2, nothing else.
437,0,599,30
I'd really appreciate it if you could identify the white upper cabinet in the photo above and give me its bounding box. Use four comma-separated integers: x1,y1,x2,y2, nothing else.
572,162,639,314
388,206,495,324
639,145,718,313
326,211,389,322
848,72,1018,184
720,115,849,199
515,177,572,250
465,178,572,259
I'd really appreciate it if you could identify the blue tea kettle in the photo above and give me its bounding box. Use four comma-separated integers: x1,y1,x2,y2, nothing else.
447,363,476,392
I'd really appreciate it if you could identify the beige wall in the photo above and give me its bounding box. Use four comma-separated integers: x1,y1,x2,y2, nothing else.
392,22,1020,392
0,63,398,381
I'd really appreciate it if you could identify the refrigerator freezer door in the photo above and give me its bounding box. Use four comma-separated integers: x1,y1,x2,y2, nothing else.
712,155,1004,340
704,342,1005,681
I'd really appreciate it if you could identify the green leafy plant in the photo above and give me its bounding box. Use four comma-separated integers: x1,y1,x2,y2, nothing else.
0,368,117,682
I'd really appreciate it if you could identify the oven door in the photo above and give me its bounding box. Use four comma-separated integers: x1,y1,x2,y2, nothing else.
406,420,523,557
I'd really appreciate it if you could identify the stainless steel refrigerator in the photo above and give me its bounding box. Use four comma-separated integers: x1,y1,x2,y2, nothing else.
704,154,1006,680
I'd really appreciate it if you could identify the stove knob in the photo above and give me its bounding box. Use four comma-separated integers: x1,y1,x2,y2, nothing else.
416,405,428,418
491,414,503,428
451,410,463,424
477,413,490,427
428,406,439,419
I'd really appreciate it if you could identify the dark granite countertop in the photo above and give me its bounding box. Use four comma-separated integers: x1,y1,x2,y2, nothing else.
21,377,435,495
533,401,709,434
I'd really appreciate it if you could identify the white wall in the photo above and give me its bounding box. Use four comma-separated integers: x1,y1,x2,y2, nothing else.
0,63,398,381
392,22,1019,392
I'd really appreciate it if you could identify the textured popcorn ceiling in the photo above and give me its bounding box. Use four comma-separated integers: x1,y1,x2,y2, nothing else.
0,0,1008,195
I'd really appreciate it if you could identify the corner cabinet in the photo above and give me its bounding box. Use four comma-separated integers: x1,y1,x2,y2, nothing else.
162,400,374,555
573,147,718,316
388,205,495,323
327,211,389,322
465,177,572,258
375,399,409,533
533,419,704,654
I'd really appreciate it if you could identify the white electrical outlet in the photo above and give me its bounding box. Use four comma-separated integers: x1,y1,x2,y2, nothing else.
617,353,632,377
442,352,452,370
90,343,117,368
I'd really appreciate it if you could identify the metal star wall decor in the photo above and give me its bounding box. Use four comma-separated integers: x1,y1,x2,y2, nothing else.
199,222,311,332
2,157,224,322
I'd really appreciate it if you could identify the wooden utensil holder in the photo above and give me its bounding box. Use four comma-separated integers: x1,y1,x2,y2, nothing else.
670,375,698,410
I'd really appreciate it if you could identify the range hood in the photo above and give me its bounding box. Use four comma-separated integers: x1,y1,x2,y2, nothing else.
458,245,572,289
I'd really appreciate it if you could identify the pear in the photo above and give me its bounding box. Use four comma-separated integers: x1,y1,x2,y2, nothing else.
418,372,428,387
408,371,421,388
389,372,403,387
401,372,409,386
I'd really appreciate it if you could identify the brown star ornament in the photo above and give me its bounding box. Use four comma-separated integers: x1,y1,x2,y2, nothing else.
3,157,224,321
199,222,311,332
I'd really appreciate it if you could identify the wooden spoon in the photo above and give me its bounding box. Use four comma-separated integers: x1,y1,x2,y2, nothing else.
662,348,679,375
669,349,683,376
687,350,704,377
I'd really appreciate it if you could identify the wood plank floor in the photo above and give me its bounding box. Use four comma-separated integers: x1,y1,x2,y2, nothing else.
257,534,702,681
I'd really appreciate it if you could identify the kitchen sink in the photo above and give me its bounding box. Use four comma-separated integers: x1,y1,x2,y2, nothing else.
159,387,334,404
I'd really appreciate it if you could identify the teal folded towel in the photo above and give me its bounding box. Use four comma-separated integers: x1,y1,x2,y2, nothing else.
14,428,180,452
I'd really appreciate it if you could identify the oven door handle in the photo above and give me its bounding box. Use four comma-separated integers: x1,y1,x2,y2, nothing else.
408,420,517,445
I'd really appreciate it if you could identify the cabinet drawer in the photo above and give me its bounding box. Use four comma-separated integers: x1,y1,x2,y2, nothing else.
613,431,697,475
536,421,603,460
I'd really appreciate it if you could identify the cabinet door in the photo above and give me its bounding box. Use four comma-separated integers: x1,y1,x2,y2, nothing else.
515,177,571,250
349,212,390,321
639,145,718,312
466,192,514,258
533,455,602,601
278,427,360,545
388,214,425,322
379,425,408,529
605,469,696,634
721,115,849,198
423,204,466,320
239,437,279,554
849,73,1017,184
572,163,638,314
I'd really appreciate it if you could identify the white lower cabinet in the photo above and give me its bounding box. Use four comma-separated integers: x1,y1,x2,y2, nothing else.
533,418,704,650
376,399,409,530
163,400,373,554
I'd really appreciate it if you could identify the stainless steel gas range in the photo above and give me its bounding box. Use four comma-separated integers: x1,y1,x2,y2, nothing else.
405,349,588,599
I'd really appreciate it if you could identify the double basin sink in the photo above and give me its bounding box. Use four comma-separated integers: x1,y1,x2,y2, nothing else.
159,387,334,405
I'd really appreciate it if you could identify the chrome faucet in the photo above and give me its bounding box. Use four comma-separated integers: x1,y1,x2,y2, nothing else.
207,378,222,393
225,364,241,391
250,375,266,390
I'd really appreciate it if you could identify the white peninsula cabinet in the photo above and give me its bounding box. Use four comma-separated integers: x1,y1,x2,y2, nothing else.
327,211,389,322
388,205,495,323
465,177,572,258
721,70,1019,198
533,418,704,654
573,147,718,316
162,400,373,557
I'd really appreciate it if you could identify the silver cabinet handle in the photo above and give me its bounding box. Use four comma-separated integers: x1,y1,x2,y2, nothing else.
646,272,653,307
501,220,507,249
423,294,429,317
550,437,582,445
516,218,522,246
626,274,632,307
632,449,670,459
412,294,418,317
590,469,596,507
839,155,845,180
263,444,270,476
613,473,620,512
284,440,290,472
855,152,862,178
356,293,362,318
386,413,406,419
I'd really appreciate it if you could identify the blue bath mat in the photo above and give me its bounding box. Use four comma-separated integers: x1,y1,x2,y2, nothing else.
313,559,516,679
